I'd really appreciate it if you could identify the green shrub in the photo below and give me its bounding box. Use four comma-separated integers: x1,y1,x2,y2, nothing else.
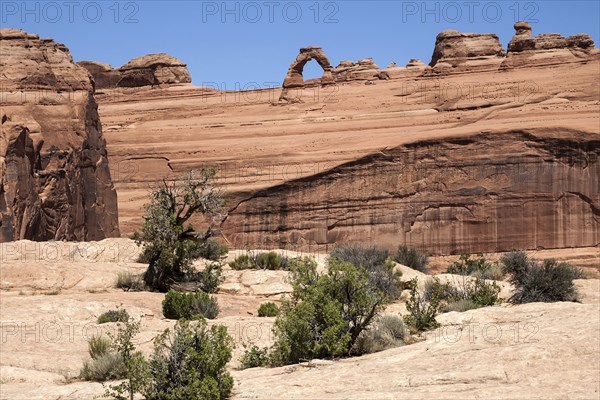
162,290,219,320
331,243,402,299
81,352,126,382
229,254,253,270
229,251,289,270
144,319,233,399
503,253,583,303
393,245,428,273
403,278,442,332
193,238,228,261
97,308,130,324
239,345,270,369
270,256,399,366
88,335,111,359
257,302,279,317
188,262,222,294
80,335,126,382
354,315,406,354
447,254,503,280
116,271,145,291
423,276,500,313
442,299,480,313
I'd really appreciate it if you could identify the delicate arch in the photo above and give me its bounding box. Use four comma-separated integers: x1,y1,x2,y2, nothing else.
280,46,335,101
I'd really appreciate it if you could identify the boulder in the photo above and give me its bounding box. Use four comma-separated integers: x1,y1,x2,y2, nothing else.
428,30,505,73
0,29,119,241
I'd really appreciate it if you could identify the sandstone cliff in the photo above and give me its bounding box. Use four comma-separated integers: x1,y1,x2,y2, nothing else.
0,29,119,241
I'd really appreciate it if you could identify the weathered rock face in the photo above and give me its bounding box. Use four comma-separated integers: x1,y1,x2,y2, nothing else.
222,132,599,255
117,53,191,87
0,28,119,241
76,61,121,89
429,30,506,73
333,58,381,82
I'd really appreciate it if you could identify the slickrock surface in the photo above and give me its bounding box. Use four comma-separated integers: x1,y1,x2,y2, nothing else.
0,239,598,399
0,29,119,241
97,39,599,256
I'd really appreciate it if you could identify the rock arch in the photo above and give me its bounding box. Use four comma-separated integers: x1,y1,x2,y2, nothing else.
280,46,335,101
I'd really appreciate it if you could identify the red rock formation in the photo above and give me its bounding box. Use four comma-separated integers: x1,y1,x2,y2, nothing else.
78,54,191,89
280,46,335,101
0,29,119,241
334,58,381,82
117,53,191,87
504,21,598,68
428,30,506,73
76,61,121,89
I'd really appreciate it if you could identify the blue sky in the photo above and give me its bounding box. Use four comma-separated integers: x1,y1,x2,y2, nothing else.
2,1,599,86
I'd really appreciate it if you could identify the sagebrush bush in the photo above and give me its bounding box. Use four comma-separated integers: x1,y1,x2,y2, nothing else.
503,253,583,303
270,256,399,366
354,315,406,354
193,238,228,261
81,352,126,382
257,302,279,317
331,243,402,299
87,335,111,359
97,308,130,324
80,335,125,382
229,251,289,270
442,299,479,313
116,271,145,291
162,290,219,320
239,345,270,369
447,254,503,280
393,245,428,273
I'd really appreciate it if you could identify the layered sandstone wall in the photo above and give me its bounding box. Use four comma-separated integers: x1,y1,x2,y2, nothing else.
0,29,119,241
222,132,599,254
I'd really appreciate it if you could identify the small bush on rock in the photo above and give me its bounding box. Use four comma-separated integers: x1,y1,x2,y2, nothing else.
270,255,399,366
447,253,503,281
502,252,584,303
257,302,279,317
393,245,428,273
229,251,289,270
354,315,406,354
116,271,145,291
162,290,219,320
403,278,442,332
97,308,130,324
331,243,402,299
239,345,270,369
80,335,126,382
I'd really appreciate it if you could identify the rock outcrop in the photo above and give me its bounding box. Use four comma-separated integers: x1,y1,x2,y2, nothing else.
429,30,506,73
379,59,429,79
77,54,191,89
0,28,119,241
116,53,191,87
504,21,598,68
76,61,121,89
333,58,381,82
